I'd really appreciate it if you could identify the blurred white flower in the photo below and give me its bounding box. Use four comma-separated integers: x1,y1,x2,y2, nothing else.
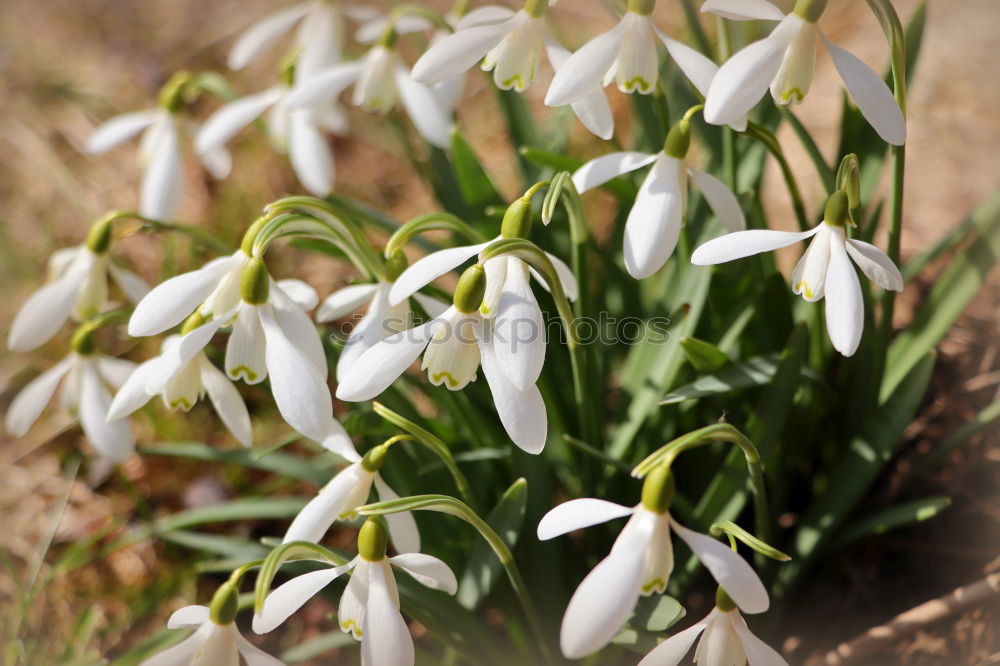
702,0,906,145
140,605,284,666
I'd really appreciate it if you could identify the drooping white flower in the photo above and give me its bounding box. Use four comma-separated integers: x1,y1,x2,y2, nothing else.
638,601,788,666
317,281,447,382
573,139,745,279
127,252,356,457
544,3,723,120
85,109,229,222
410,3,614,139
5,350,136,463
284,43,454,149
195,82,346,197
283,456,420,553
690,193,903,356
140,605,284,666
106,327,252,448
537,496,769,659
254,520,457,666
702,0,906,145
8,245,148,352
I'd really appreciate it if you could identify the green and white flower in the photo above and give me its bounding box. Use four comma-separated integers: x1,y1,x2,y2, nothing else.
140,604,284,666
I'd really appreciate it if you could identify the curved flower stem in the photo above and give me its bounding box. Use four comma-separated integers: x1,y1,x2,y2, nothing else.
358,494,555,665
745,123,810,231
716,16,737,190
384,212,487,258
107,211,234,254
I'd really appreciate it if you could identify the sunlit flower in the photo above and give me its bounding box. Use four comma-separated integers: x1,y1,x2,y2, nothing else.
85,108,229,222
702,0,906,145
691,191,903,356
638,591,787,666
254,519,456,666
140,604,284,666
5,349,136,463
127,252,356,458
8,245,148,352
537,489,768,659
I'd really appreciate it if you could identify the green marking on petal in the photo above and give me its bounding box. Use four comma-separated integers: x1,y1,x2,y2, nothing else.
168,398,194,411
796,282,814,300
780,88,806,104
229,366,258,382
642,578,667,594
622,77,654,94
340,619,362,639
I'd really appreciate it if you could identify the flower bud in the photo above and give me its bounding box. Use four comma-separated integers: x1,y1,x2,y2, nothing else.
628,0,656,15
85,215,115,255
358,516,388,562
715,586,737,612
663,118,691,159
361,443,392,473
823,190,850,228
158,71,191,113
70,325,97,356
209,582,240,625
384,249,409,282
453,264,487,314
240,258,271,305
500,197,534,240
793,0,827,22
640,465,675,515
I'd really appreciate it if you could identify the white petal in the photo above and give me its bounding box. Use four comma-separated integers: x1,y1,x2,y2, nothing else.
253,565,351,634
106,357,160,421
259,304,336,442
199,359,253,447
335,312,445,401
411,292,450,318
196,88,284,155
478,332,547,454
493,260,545,390
232,630,287,666
295,3,346,80
374,476,421,554
704,15,802,126
361,562,413,666
140,119,183,221
670,519,770,614
227,308,268,384
7,255,89,351
732,613,790,666
4,357,73,436
572,151,657,193
167,605,210,629
690,168,746,232
286,62,363,108
546,17,632,107
140,624,212,666
356,15,430,44
479,255,508,318
659,32,719,99
536,498,634,540
388,242,492,305
228,3,311,70
128,255,239,336
79,359,134,462
283,464,364,543
317,283,379,322
394,67,452,149
701,0,785,21
335,287,392,382
148,319,225,396
624,156,684,279
559,514,654,659
822,34,906,146
545,41,614,139
610,14,658,95
339,559,369,638
270,283,327,377
96,357,138,390
288,111,334,197
85,109,159,154
533,252,579,302
824,231,864,357
411,16,518,85
690,225,820,265
791,226,831,302
637,615,712,666
108,263,151,303
390,553,457,594
275,278,319,311
845,239,903,292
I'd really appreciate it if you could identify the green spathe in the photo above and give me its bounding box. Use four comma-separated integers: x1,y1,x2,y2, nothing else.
794,0,828,23
384,249,409,282
209,583,239,625
358,516,389,562
454,264,487,313
641,465,675,514
663,119,691,159
628,0,655,16
715,586,737,612
240,258,270,305
500,196,534,240
824,190,850,228
85,216,114,255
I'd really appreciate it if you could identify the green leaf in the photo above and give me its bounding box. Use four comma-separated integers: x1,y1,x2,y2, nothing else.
679,337,731,373
831,496,951,548
883,193,1000,399
108,629,188,666
254,541,348,612
630,594,686,633
924,399,1000,466
139,442,331,485
281,630,357,662
451,130,504,215
154,497,307,533
457,479,528,610
158,530,269,560
660,352,819,405
519,147,637,200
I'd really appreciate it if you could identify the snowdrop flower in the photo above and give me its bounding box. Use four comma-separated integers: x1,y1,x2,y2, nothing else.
691,190,903,356
284,31,454,149
283,442,419,553
5,330,136,463
544,0,721,116
106,316,252,447
141,601,284,666
254,517,457,666
573,115,745,279
337,264,549,454
702,0,906,145
410,1,614,139
537,467,769,659
8,223,148,352
127,251,356,457
638,588,787,666
317,252,448,381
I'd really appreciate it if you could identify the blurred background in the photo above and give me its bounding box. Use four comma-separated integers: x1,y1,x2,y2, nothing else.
0,0,997,664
